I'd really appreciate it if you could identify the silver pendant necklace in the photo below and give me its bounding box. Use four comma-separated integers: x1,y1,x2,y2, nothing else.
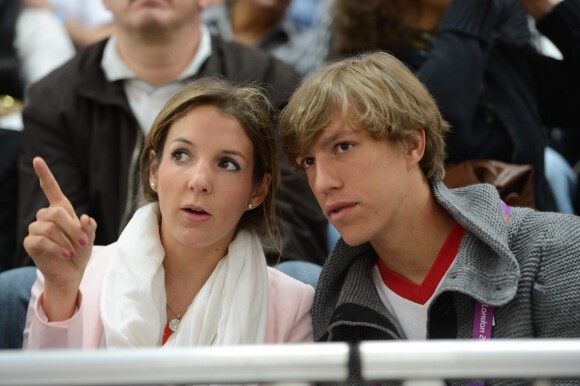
166,303,182,332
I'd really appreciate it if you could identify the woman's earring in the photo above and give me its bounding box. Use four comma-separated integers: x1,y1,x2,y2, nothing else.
248,203,253,210
150,182,156,191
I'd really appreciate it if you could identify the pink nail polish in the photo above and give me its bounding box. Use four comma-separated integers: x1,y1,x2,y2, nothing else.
79,236,88,246
69,250,77,258
62,250,70,259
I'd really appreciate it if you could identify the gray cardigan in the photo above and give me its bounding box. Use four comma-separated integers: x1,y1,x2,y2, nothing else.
313,181,580,383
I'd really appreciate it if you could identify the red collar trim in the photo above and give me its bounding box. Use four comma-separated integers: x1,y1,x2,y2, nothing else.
162,322,172,345
376,223,465,305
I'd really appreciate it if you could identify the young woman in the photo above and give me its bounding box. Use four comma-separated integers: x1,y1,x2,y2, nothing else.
23,77,313,348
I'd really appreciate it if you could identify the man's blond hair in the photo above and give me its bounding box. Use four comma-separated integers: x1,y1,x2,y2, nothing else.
279,51,450,181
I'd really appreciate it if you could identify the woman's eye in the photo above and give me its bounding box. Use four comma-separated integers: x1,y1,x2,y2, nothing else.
171,150,190,163
336,143,352,153
219,158,240,171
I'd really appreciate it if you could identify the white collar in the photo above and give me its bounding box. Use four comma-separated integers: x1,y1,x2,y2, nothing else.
101,24,213,83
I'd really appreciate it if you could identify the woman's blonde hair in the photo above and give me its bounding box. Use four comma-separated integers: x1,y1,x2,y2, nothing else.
279,51,450,181
140,77,281,251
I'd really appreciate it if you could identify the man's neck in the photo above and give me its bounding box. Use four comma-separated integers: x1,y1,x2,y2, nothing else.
113,24,202,87
371,179,456,285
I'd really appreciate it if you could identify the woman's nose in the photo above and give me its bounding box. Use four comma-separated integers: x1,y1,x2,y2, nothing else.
187,163,211,193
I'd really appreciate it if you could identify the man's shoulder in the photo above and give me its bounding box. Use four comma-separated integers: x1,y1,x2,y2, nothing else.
208,35,292,72
509,208,580,244
204,36,301,105
28,40,107,94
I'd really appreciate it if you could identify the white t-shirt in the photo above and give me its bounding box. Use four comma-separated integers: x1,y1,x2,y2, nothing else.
372,265,450,340
371,224,465,340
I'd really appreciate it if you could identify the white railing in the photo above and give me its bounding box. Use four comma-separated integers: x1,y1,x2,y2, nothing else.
1,339,579,385
360,339,580,386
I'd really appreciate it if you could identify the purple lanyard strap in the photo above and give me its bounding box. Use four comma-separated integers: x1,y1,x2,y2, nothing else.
468,202,509,386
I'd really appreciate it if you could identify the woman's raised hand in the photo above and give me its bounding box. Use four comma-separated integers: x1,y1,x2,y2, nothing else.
23,157,97,321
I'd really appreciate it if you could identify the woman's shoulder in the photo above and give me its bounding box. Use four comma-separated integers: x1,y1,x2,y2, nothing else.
87,242,117,266
265,267,314,343
266,266,314,300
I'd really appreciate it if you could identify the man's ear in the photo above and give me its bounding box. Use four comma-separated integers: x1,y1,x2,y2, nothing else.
250,173,272,209
405,129,426,167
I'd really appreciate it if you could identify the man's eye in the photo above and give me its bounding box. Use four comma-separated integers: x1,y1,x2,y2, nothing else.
300,157,315,169
337,143,352,153
219,158,240,171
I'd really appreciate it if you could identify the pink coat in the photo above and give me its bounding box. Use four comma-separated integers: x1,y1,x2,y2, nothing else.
24,244,314,349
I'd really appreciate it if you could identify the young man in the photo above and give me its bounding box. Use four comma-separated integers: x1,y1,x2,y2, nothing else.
279,51,580,378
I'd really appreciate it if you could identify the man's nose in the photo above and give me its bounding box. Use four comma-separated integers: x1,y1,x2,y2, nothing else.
311,157,340,194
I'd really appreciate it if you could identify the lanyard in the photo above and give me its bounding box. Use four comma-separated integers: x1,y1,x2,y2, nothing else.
468,202,510,386
468,302,495,386
472,301,494,340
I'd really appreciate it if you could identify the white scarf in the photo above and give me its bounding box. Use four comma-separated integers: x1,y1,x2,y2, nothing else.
101,203,268,347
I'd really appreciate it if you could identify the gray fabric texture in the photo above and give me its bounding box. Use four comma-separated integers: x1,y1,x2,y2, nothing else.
313,181,580,384
313,181,580,341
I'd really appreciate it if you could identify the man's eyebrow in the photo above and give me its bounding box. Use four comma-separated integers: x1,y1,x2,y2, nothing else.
318,130,351,150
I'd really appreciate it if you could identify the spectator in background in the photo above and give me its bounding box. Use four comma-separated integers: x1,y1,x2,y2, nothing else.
201,0,318,77
292,0,334,78
2,0,77,273
0,0,24,100
0,0,24,273
529,17,580,214
1,0,326,349
15,0,76,86
287,0,320,29
329,0,580,213
0,98,22,273
21,0,113,51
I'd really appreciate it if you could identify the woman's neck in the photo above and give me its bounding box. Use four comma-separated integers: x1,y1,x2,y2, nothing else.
162,248,224,316
161,228,232,316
